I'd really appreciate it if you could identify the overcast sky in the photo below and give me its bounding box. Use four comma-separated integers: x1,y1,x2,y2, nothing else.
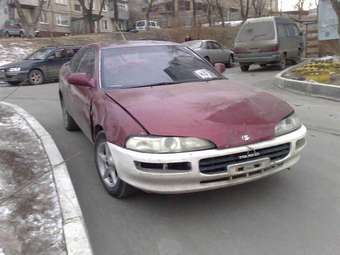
281,0,318,11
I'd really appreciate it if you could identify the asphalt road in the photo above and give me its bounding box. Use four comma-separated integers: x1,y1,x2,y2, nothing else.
1,65,340,255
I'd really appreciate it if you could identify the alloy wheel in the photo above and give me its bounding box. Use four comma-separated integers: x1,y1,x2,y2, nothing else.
29,70,43,85
96,141,118,188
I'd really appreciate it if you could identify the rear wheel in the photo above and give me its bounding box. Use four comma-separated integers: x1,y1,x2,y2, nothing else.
225,56,232,68
260,64,267,68
5,32,10,38
19,31,24,38
240,64,250,72
95,131,135,198
28,69,44,85
278,54,287,70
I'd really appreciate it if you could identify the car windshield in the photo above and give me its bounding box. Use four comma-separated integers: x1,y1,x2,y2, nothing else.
237,21,275,42
136,21,145,27
101,45,224,89
25,48,55,60
183,41,202,49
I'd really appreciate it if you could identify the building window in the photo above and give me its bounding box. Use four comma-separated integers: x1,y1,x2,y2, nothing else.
74,4,81,11
102,19,108,30
102,0,108,11
39,11,48,24
56,14,70,26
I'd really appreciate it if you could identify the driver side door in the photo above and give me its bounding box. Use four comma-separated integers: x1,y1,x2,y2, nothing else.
68,47,97,140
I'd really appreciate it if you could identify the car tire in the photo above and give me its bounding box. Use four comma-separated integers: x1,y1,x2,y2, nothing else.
225,56,232,68
60,97,79,131
240,64,250,72
95,131,135,198
5,32,10,38
260,64,267,68
19,31,24,38
28,69,44,85
278,54,287,70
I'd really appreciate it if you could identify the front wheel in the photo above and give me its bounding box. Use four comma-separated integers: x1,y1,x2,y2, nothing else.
278,54,287,70
95,131,135,198
28,69,44,85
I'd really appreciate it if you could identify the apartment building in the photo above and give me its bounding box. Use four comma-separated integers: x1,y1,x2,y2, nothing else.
2,0,129,35
146,0,279,28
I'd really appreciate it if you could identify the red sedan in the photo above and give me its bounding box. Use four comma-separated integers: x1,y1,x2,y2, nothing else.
59,41,306,198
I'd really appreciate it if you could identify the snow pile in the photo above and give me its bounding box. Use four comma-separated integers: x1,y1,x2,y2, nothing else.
0,42,34,67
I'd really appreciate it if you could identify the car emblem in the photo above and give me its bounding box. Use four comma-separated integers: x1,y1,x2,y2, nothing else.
241,135,250,141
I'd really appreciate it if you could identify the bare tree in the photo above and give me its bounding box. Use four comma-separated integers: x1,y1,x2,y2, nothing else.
215,0,225,27
295,0,306,20
239,0,250,21
330,0,340,39
145,0,154,30
252,0,267,17
192,0,197,27
112,0,119,30
14,0,47,37
78,0,106,33
205,0,214,26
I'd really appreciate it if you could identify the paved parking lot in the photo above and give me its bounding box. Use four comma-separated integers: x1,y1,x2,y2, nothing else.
1,65,340,255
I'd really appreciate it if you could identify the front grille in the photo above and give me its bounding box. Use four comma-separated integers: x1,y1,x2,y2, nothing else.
199,143,290,174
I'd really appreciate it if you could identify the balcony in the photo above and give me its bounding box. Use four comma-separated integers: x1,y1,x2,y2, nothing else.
17,0,39,7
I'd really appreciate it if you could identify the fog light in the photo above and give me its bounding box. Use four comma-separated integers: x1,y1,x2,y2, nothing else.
296,138,306,150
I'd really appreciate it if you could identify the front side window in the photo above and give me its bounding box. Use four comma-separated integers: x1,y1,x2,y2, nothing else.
101,45,224,89
77,48,96,76
25,48,55,60
237,21,275,42
136,21,145,27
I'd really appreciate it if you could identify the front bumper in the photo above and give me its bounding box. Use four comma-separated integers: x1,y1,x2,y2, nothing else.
0,70,28,83
108,126,307,194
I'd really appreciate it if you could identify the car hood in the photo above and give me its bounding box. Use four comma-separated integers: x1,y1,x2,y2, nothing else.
0,59,42,70
105,80,293,149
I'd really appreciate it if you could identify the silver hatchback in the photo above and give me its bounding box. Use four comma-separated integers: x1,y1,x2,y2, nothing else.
234,16,304,71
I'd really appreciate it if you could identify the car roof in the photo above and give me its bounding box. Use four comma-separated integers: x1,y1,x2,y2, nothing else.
99,40,180,50
245,16,293,23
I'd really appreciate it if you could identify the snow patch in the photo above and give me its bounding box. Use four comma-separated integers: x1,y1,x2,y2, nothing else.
0,43,33,67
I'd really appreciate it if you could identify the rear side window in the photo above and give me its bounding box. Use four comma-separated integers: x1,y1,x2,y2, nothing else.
237,21,275,42
277,24,287,38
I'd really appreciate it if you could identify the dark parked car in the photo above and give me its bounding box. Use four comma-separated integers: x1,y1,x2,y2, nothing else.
59,41,306,198
0,46,80,85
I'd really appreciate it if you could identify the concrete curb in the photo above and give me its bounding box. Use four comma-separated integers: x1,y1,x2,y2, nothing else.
275,62,340,102
1,102,93,255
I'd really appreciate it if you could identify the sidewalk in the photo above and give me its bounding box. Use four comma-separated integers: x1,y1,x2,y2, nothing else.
0,102,92,255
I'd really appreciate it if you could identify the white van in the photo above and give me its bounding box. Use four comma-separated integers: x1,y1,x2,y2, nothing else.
234,16,304,71
135,20,160,31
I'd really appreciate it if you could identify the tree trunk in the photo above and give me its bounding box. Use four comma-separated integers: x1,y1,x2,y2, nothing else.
113,0,119,30
330,0,340,39
240,0,250,22
14,0,45,37
192,0,197,27
146,0,154,30
216,0,224,27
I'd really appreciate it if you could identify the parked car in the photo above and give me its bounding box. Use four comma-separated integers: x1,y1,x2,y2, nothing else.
0,46,80,85
183,40,234,67
234,16,304,71
135,20,160,31
59,41,307,198
0,20,26,38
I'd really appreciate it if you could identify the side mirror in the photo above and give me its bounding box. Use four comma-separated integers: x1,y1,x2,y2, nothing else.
214,63,226,74
67,73,95,88
47,55,55,60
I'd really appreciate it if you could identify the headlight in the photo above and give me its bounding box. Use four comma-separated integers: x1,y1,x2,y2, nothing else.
275,113,302,137
8,67,21,72
126,136,216,153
